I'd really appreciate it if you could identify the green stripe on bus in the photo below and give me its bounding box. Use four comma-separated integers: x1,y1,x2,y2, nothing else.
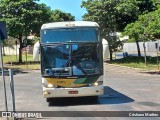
74,75,100,84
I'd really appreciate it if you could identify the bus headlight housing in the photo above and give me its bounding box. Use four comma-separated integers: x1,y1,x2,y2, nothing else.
94,82,99,86
89,81,103,86
43,80,57,88
47,84,54,88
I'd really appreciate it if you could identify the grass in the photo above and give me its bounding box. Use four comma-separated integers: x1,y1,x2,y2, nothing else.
2,54,40,70
110,56,160,71
3,54,35,63
5,64,40,70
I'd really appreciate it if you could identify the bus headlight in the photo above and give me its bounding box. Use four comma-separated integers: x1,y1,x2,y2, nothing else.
43,80,57,88
89,81,103,86
94,82,98,86
47,84,54,88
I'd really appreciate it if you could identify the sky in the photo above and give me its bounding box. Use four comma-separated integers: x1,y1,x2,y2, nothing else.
37,0,87,20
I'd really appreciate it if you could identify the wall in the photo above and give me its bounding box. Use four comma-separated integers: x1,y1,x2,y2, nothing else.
123,40,160,52
3,45,33,55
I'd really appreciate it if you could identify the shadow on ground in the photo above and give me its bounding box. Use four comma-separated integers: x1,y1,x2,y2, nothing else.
99,86,134,104
0,68,29,76
140,71,160,75
48,86,134,107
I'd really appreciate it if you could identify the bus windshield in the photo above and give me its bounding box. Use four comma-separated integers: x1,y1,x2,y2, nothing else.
41,28,99,43
41,43,102,77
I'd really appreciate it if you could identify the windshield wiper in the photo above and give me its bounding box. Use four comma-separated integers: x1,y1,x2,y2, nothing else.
57,58,71,78
76,63,88,77
57,56,88,78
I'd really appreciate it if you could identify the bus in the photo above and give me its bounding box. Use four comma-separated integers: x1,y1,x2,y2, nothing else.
33,21,104,102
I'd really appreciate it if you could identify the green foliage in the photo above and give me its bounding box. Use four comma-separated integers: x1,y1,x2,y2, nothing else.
111,56,158,64
3,54,33,63
3,55,40,70
82,0,158,61
81,0,148,60
124,6,160,41
122,1,159,59
144,7,160,39
0,0,75,63
82,0,157,31
0,0,52,37
33,36,40,41
81,0,157,53
0,0,52,63
51,9,75,22
5,64,40,70
123,22,144,42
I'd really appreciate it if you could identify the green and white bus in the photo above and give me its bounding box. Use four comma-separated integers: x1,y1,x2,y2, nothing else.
33,21,104,102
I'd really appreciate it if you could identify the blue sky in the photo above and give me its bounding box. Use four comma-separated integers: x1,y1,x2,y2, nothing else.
38,0,87,20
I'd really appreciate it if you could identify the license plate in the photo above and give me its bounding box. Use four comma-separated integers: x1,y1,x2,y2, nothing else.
68,91,78,94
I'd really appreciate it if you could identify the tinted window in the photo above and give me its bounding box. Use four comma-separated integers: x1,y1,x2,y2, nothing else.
41,28,99,43
41,43,102,77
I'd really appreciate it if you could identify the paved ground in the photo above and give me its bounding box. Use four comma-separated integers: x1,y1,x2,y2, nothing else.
0,63,160,120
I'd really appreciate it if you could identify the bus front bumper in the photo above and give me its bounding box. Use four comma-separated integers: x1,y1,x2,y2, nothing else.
43,85,103,98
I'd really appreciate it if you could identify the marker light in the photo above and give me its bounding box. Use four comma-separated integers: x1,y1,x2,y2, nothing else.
44,91,50,95
94,82,98,86
47,84,53,88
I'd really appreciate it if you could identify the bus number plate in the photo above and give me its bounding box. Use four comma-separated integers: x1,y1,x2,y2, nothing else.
68,91,78,94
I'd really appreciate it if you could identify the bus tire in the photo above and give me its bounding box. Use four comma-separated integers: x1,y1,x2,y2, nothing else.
46,98,53,103
91,96,98,102
87,96,98,102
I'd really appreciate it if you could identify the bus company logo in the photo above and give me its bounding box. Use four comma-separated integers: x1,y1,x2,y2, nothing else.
57,81,66,84
2,112,11,117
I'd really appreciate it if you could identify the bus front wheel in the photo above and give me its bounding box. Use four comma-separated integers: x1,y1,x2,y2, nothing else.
46,98,54,103
93,96,98,101
88,96,98,102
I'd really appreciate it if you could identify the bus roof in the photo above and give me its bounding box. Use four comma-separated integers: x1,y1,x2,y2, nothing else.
41,21,99,30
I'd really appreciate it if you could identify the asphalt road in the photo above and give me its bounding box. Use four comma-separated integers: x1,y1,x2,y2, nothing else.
0,63,160,120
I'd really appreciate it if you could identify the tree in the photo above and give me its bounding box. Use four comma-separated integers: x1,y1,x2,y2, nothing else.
51,9,75,22
82,0,117,60
138,7,160,63
123,6,160,64
144,5,160,39
81,0,157,60
81,0,138,60
123,22,143,57
0,0,52,63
